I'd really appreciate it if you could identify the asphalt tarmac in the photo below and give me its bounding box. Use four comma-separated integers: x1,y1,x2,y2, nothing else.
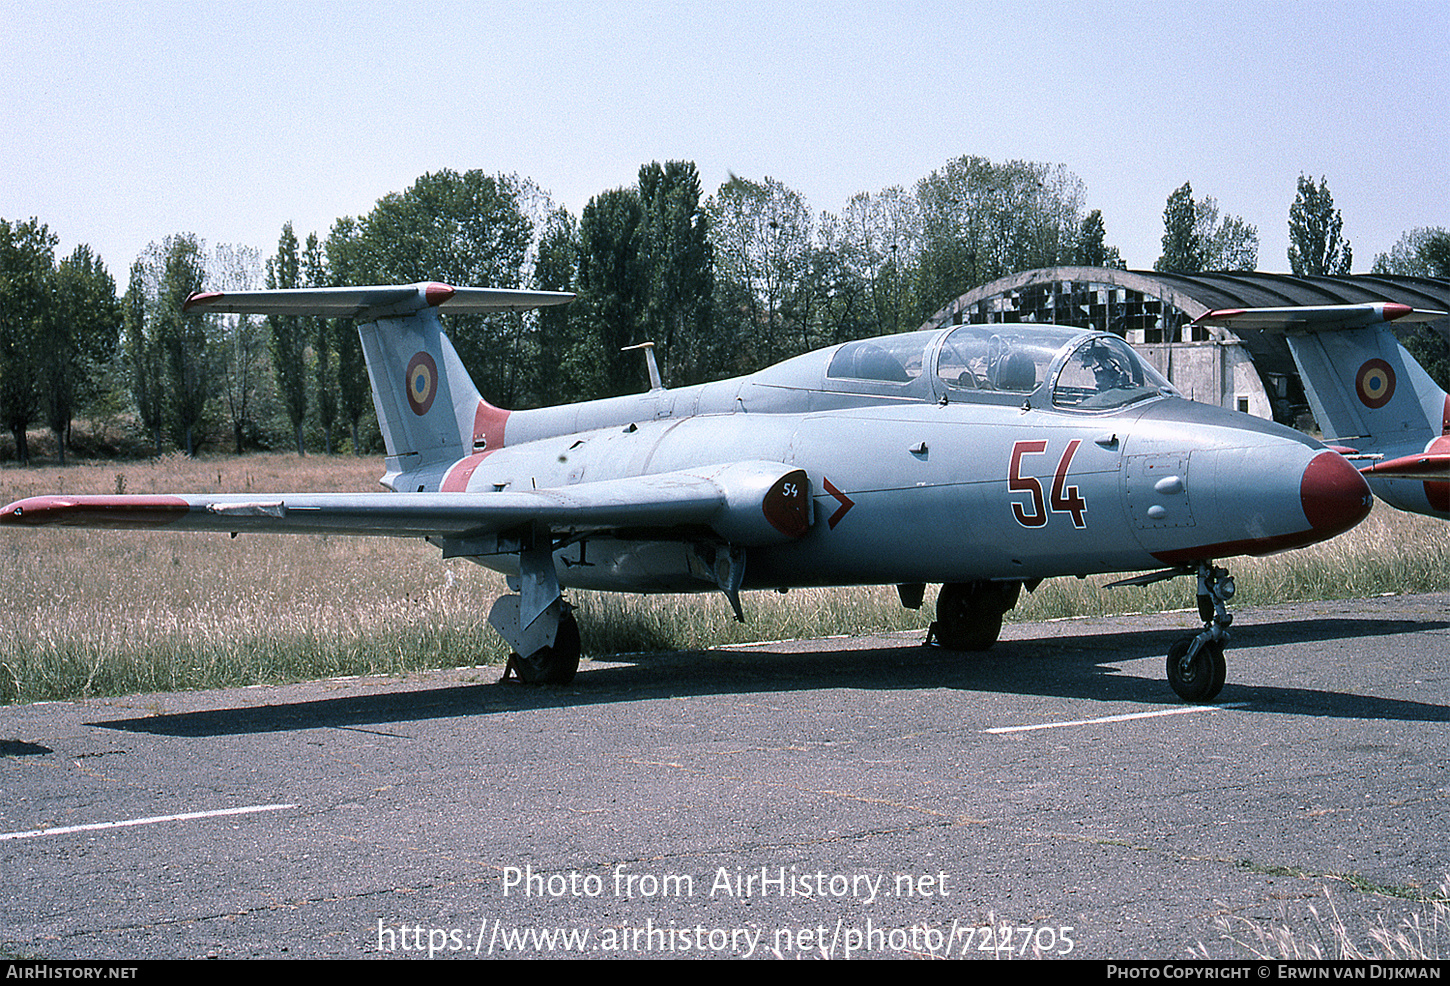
3,591,1447,960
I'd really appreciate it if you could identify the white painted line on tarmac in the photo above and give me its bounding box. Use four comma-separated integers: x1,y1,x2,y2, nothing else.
985,702,1248,734
0,803,297,841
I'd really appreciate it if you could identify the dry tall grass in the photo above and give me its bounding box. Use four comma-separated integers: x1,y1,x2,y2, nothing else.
1,453,1446,703
1194,878,1450,960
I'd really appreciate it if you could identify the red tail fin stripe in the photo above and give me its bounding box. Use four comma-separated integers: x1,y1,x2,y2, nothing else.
473,400,510,451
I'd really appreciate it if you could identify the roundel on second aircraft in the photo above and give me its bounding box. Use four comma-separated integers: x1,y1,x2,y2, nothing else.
406,352,439,416
1355,358,1396,409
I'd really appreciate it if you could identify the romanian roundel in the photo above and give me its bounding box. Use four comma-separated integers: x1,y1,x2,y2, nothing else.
406,352,439,416
1355,358,1396,409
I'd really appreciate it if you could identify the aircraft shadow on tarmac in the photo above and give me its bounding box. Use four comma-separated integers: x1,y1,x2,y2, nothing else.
92,614,1449,738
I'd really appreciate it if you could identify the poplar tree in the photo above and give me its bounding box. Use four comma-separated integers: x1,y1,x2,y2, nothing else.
576,187,647,397
531,207,579,402
0,218,53,463
268,222,308,454
1288,175,1352,275
43,245,119,462
155,234,209,456
304,231,336,454
638,161,713,386
124,259,165,454
1155,183,1205,273
325,216,373,454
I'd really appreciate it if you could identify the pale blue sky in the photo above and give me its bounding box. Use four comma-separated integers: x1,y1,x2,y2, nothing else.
4,0,1446,282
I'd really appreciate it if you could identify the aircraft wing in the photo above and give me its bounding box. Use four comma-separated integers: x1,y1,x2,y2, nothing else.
1193,303,1448,331
0,462,811,548
183,282,575,319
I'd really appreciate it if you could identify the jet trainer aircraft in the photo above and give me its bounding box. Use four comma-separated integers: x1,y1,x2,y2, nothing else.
2,282,1375,702
1195,303,1449,520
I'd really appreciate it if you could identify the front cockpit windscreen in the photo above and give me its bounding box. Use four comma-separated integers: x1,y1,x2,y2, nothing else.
1051,335,1175,410
935,325,1082,397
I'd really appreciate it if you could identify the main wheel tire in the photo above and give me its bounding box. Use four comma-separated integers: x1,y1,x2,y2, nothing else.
1166,635,1226,702
512,613,581,685
934,582,1005,651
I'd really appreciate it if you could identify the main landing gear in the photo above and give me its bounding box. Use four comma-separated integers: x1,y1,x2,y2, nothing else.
502,608,581,686
1165,562,1234,703
928,581,1022,651
486,526,582,686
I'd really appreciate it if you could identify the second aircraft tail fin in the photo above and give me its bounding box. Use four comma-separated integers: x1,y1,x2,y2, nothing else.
1195,303,1449,451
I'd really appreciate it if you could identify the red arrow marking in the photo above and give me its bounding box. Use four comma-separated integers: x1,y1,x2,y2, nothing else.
822,478,855,530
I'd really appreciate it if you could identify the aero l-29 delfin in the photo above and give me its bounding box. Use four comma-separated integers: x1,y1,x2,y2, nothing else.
1196,303,1449,520
2,283,1376,702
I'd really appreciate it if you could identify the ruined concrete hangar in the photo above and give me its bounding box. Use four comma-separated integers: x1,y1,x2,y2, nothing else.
921,267,1450,427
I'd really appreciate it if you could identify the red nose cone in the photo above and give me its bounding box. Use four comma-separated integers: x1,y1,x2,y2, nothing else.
1301,451,1372,537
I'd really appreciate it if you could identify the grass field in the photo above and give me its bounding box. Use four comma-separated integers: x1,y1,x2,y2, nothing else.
1,452,1446,704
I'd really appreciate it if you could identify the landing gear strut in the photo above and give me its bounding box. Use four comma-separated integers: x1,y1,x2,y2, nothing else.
487,524,581,686
1166,562,1233,702
929,581,1021,651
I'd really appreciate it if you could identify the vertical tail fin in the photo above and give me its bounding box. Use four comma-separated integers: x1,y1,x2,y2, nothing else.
184,282,574,490
1281,322,1447,452
357,306,486,490
1194,304,1448,450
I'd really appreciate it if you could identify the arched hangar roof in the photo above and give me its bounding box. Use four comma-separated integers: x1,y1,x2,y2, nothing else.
922,267,1450,365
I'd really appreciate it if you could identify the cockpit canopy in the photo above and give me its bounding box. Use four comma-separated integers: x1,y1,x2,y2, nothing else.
821,324,1175,412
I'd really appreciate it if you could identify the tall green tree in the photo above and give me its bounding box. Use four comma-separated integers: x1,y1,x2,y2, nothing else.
267,222,309,455
834,186,919,337
1195,197,1259,270
637,161,714,386
1372,227,1450,277
913,157,1086,318
576,187,648,397
0,218,54,463
303,231,337,454
154,234,210,456
324,216,374,453
1288,175,1352,275
531,206,580,403
706,175,812,370
1073,209,1123,268
123,259,165,455
1426,232,1450,277
42,244,119,462
802,214,872,349
1155,183,1205,273
1154,184,1257,272
1372,227,1450,390
212,243,267,453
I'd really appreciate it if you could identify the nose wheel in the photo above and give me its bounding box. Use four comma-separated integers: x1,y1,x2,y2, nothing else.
1166,635,1226,702
1166,563,1233,702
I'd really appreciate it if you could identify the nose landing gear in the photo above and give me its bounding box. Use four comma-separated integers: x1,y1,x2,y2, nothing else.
1165,563,1233,702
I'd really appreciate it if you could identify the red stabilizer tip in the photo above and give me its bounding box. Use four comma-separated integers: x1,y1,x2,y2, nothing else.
183,291,224,312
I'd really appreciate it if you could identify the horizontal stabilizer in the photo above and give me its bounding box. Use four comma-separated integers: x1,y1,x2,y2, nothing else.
183,282,575,320
1,462,811,548
1359,451,1450,482
1194,303,1447,332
